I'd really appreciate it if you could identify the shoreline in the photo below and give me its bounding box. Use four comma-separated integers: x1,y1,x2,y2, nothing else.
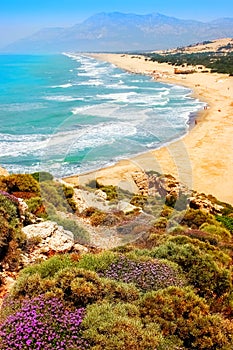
64,53,233,205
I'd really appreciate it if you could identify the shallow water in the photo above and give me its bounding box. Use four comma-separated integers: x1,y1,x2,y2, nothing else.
0,53,205,176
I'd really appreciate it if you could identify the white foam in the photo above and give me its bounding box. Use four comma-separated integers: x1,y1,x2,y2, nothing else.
0,103,46,112
51,83,73,88
79,79,104,86
44,95,83,102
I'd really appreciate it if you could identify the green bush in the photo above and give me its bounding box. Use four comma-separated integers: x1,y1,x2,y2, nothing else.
0,174,40,198
216,215,233,233
81,302,162,350
77,251,118,272
31,171,54,182
150,240,232,298
139,286,233,349
49,214,90,244
180,208,216,228
200,223,232,241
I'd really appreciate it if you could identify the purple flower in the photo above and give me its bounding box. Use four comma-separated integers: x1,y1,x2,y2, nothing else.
0,295,89,349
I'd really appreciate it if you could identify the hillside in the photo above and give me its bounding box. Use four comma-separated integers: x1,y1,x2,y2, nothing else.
158,37,233,54
2,12,233,53
0,171,233,349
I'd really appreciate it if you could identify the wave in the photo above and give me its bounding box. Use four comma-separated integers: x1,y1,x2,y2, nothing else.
0,103,46,112
43,95,84,102
51,83,73,88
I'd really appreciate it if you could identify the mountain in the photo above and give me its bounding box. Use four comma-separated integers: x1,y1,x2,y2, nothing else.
2,12,233,53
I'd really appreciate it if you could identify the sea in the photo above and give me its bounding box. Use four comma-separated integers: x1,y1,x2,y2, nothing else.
0,53,205,177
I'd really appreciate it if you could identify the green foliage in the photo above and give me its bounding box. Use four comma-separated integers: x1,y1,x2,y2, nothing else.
139,287,233,349
26,196,45,216
147,51,233,75
81,302,162,350
200,223,232,241
0,174,40,198
0,194,18,223
180,208,216,228
216,215,233,233
31,171,54,182
150,239,232,298
49,214,90,244
130,194,147,208
77,251,118,272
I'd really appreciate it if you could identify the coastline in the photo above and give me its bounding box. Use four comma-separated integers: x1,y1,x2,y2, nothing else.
64,53,233,205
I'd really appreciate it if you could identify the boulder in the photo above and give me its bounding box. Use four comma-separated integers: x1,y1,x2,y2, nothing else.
22,221,74,253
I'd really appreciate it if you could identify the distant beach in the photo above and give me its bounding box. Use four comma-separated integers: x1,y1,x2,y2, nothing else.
66,53,233,205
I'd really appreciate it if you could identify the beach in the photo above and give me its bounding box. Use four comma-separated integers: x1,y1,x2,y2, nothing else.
65,53,233,205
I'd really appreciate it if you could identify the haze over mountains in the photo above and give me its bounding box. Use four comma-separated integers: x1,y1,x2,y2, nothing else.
2,12,233,53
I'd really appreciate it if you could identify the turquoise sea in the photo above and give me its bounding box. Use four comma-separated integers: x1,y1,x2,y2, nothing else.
0,54,205,177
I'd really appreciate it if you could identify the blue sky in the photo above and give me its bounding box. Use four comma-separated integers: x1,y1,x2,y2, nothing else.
1,0,233,47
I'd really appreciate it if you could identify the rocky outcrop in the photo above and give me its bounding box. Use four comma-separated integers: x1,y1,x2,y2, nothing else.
22,221,74,253
132,171,224,214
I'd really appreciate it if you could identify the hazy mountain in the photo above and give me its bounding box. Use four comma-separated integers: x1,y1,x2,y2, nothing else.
2,12,233,53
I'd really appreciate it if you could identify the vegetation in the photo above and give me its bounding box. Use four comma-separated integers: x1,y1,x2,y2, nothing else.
146,52,233,75
1,172,233,349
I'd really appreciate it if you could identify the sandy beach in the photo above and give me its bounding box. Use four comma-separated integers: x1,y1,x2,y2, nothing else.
65,53,233,205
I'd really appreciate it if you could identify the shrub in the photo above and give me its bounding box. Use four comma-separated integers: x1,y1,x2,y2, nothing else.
81,302,162,350
139,287,233,349
77,251,118,272
31,171,54,182
0,174,40,198
216,215,233,233
200,223,232,242
180,208,216,228
48,214,90,244
0,295,89,350
98,255,185,292
150,240,232,298
0,194,19,222
26,196,45,216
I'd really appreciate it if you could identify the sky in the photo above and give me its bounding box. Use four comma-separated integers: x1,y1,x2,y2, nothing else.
1,0,233,47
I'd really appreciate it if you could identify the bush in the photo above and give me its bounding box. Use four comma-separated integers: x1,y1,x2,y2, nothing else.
200,223,232,241
180,208,216,228
216,215,233,233
97,255,185,292
139,287,233,349
0,295,89,350
150,240,232,298
0,174,40,198
48,214,90,244
31,171,54,182
81,302,162,350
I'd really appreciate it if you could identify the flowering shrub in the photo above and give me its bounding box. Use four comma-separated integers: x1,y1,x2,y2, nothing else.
98,255,185,292
0,295,89,350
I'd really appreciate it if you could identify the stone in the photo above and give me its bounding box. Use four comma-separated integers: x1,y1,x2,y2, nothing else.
22,221,74,253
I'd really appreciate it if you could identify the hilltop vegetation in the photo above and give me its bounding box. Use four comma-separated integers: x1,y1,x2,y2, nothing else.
0,172,233,349
146,51,233,75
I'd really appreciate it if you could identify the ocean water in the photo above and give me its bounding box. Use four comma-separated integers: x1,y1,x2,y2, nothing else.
0,53,205,177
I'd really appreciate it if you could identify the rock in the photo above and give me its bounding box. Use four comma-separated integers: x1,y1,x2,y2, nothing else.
189,195,224,215
94,189,107,201
117,201,142,214
22,221,74,253
73,243,89,253
131,171,149,196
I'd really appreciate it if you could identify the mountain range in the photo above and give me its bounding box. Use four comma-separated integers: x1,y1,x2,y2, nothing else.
2,12,233,53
